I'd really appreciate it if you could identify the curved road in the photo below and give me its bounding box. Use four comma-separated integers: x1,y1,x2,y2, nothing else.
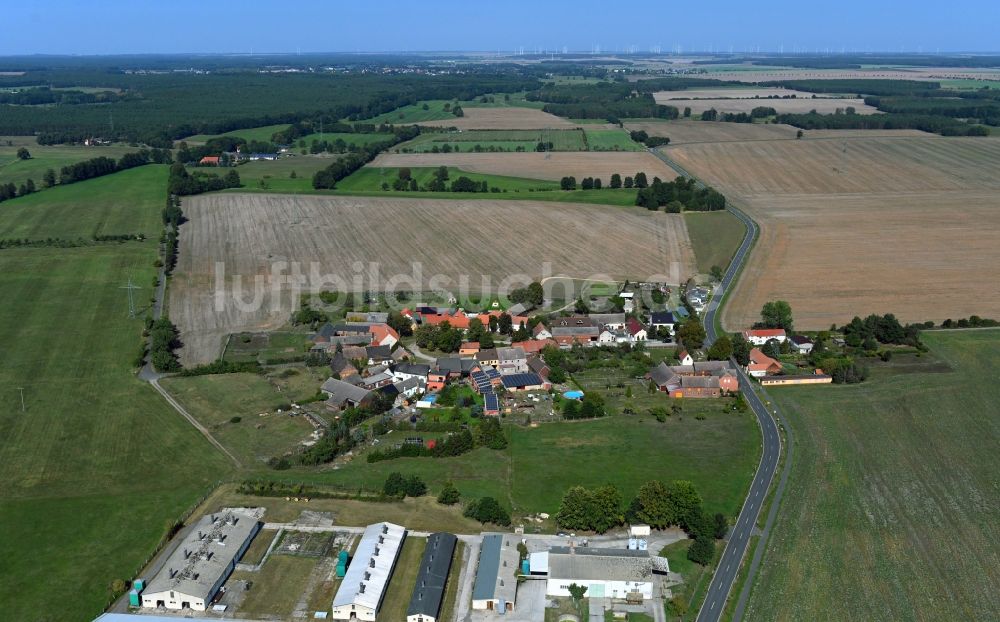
650,149,786,622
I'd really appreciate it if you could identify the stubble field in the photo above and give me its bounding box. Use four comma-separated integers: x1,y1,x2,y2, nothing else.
170,193,695,364
653,89,877,115
665,134,1000,329
745,330,1000,621
627,120,930,145
369,151,678,182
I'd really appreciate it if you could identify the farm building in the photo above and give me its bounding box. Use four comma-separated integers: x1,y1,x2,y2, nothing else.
501,372,549,392
331,522,407,621
471,533,519,612
545,546,666,601
647,360,739,398
321,378,374,410
590,313,627,331
742,328,787,346
760,374,832,386
198,156,220,166
788,335,815,354
406,532,457,622
747,348,783,377
512,338,557,355
141,508,263,611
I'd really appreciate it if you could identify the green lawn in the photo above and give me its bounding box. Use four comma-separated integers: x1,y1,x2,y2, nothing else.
0,142,137,190
226,156,338,193
584,128,646,151
396,129,587,153
182,122,291,144
272,411,757,520
364,100,462,124
160,373,318,467
0,244,232,622
745,330,1000,621
0,165,168,240
684,210,746,275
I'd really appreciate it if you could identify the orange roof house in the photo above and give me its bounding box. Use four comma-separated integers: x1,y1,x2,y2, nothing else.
747,347,783,377
199,155,220,166
459,342,480,356
369,324,400,348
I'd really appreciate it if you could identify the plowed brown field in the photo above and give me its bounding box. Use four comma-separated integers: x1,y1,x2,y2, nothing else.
369,151,677,182
666,134,1000,329
170,194,695,364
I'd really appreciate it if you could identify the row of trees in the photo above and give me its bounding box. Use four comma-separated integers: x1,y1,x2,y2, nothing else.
312,127,419,189
560,171,650,191
628,129,671,147
167,162,241,196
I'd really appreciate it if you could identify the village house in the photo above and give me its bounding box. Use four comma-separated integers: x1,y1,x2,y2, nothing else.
321,378,375,410
742,328,788,346
677,350,694,366
532,323,553,340
427,371,447,392
369,324,400,348
650,311,676,331
475,348,500,367
366,345,393,365
393,362,430,384
550,316,599,346
459,342,480,357
513,338,556,355
590,313,627,331
496,347,528,375
198,155,220,166
626,317,648,341
527,355,550,379
788,335,815,354
747,348,783,377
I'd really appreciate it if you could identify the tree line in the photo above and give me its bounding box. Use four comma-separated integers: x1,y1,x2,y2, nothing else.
636,175,726,212
311,127,418,190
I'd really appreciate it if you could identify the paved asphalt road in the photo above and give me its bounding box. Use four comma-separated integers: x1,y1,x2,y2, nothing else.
650,149,786,622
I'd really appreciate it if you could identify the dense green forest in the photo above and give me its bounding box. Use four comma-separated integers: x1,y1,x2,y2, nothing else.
0,63,539,146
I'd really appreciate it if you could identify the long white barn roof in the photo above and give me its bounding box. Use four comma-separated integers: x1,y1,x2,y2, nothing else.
333,522,407,611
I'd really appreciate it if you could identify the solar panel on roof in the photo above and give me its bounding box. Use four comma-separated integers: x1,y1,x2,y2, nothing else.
485,393,499,411
502,372,543,388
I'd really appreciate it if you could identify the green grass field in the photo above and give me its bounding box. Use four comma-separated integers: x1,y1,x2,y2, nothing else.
272,411,757,520
745,330,1000,621
377,536,427,621
584,128,646,151
0,142,137,190
160,373,319,467
683,210,746,274
183,123,291,144
298,131,396,148
226,156,339,193
0,165,168,240
397,129,587,152
0,243,232,621
331,166,640,206
365,100,462,124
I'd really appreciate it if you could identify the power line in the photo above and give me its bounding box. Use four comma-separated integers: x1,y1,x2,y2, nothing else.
120,276,141,319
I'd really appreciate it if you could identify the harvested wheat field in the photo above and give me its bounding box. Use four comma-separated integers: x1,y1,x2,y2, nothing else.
626,120,801,144
665,97,876,116
415,107,577,130
666,135,1000,329
369,151,676,182
170,194,694,364
654,87,817,100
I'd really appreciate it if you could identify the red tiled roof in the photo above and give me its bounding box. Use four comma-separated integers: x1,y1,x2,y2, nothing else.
743,328,786,338
199,156,220,164
626,317,645,336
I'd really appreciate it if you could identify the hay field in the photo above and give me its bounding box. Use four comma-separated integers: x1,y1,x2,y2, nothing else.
414,107,577,130
369,151,677,182
170,194,695,364
666,135,1000,329
627,120,931,145
746,331,1000,621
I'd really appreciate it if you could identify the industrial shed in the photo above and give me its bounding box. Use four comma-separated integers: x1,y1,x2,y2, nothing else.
141,507,263,611
332,522,407,621
471,533,519,612
406,532,457,622
545,546,664,601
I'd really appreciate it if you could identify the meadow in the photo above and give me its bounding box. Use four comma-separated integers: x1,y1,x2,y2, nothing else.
395,128,588,152
0,141,137,190
683,210,746,274
182,123,290,144
583,128,647,151
0,242,233,621
744,330,1000,621
0,164,167,240
266,409,759,520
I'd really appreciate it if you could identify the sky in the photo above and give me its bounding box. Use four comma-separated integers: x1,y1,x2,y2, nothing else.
1,1,998,56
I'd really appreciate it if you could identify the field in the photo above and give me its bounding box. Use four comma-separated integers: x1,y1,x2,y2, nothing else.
654,87,820,100
583,128,647,151
665,133,1000,329
0,242,232,621
683,210,747,274
395,128,588,152
415,106,579,130
182,123,290,144
170,193,695,364
228,155,342,193
626,120,931,146
378,536,428,621
0,164,167,240
745,330,1000,621
653,87,877,115
369,151,679,182
0,142,137,190
338,165,562,192
273,411,759,520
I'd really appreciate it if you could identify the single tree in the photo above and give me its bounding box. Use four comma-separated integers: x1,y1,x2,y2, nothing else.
706,334,733,361
437,481,461,505
677,317,706,350
760,300,794,332
609,173,622,189
16,147,31,160
42,168,56,188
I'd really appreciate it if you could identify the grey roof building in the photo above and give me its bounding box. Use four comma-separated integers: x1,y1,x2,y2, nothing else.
406,533,458,622
141,508,263,611
547,546,655,583
471,533,519,612
321,377,374,409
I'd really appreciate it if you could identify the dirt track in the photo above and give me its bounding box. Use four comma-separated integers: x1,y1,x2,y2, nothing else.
369,151,678,182
170,194,695,364
666,134,1000,329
